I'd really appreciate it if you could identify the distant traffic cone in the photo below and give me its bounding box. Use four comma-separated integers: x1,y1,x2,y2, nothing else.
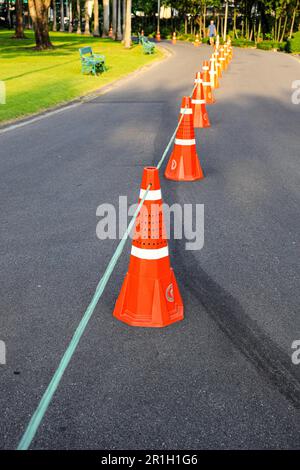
113,167,184,328
156,31,161,41
215,34,220,50
108,26,113,38
219,47,227,71
141,29,144,37
201,61,215,104
194,33,200,47
172,32,176,44
214,51,222,79
224,44,229,66
191,73,210,128
209,56,219,89
165,97,204,181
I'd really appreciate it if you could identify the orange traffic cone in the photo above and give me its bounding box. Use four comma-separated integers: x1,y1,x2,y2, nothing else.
219,47,227,71
209,57,219,89
194,33,200,47
156,31,161,41
224,44,229,66
172,32,176,44
109,26,113,38
214,51,222,79
141,29,144,37
191,73,210,128
201,61,215,104
113,167,184,328
165,97,204,181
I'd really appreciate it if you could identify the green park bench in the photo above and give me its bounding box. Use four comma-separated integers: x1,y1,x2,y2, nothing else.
138,34,156,54
79,47,106,75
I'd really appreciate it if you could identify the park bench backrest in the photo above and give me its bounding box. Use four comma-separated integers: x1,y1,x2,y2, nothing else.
79,46,93,58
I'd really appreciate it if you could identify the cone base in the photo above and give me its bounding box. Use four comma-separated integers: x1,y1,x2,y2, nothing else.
113,268,184,328
164,150,204,181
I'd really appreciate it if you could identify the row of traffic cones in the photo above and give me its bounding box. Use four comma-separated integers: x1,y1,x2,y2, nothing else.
113,40,233,328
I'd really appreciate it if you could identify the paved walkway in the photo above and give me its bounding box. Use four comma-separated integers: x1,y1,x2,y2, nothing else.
0,42,299,449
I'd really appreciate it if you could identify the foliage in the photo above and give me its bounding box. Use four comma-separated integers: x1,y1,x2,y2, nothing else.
286,31,300,53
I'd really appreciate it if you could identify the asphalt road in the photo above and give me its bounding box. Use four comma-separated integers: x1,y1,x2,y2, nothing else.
0,42,300,450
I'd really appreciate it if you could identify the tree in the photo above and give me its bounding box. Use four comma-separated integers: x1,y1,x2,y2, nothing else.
102,0,110,37
60,0,64,31
124,0,131,47
28,0,53,49
84,0,90,34
68,0,73,32
52,0,57,31
94,0,99,35
112,0,117,37
76,0,81,33
14,0,26,38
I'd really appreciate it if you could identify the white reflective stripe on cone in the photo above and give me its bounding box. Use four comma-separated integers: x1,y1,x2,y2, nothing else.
192,99,205,104
175,138,196,146
180,108,192,114
202,82,212,86
139,189,162,201
202,66,209,70
131,245,169,260
219,58,225,60
210,71,216,75
194,79,202,83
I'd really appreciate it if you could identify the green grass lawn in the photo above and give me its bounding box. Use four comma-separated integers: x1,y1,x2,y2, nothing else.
0,30,163,124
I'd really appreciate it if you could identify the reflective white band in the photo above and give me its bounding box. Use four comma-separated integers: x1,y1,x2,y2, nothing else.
175,138,196,146
202,66,209,70
192,99,205,104
139,189,162,201
210,71,216,75
131,245,169,260
194,79,202,83
202,81,211,86
219,57,225,61
180,108,192,114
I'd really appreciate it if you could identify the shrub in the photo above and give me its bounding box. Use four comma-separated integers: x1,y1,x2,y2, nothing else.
231,39,255,48
256,40,286,51
286,31,300,53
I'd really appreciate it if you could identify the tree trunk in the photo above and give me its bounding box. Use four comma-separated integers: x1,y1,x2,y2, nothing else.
69,0,73,32
280,13,288,42
112,0,117,38
53,0,57,30
289,0,299,38
7,0,12,28
184,15,187,34
277,15,282,42
223,0,228,41
93,0,99,35
202,4,206,38
233,7,238,38
123,0,131,48
28,0,53,49
60,0,64,31
122,0,125,36
116,0,122,39
102,0,109,37
76,0,81,33
84,0,90,34
14,0,26,38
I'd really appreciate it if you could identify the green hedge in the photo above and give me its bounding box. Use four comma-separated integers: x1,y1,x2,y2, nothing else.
231,39,255,48
286,31,300,53
257,41,286,51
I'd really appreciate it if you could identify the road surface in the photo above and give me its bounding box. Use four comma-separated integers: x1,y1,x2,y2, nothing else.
0,42,300,449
